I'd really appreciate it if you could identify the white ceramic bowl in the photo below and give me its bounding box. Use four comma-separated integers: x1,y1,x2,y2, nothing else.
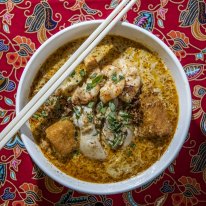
16,20,192,195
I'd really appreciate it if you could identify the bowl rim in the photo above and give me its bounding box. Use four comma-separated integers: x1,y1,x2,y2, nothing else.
16,20,192,195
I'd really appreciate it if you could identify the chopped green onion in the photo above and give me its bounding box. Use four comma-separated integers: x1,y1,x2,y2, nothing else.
92,75,103,84
127,150,132,157
86,83,93,91
71,71,76,77
111,72,118,83
45,99,50,106
109,102,116,112
100,107,106,114
119,75,124,80
119,110,132,124
119,111,131,118
73,107,81,119
87,113,93,123
86,75,103,91
129,142,136,148
93,130,100,136
97,101,103,111
106,110,132,150
111,73,124,83
67,96,72,102
32,114,40,119
108,111,116,120
41,110,48,117
87,102,95,108
107,112,122,133
111,133,125,150
96,101,107,114
90,73,97,79
79,69,86,77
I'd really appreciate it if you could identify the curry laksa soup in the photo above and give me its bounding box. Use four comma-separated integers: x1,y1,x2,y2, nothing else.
29,36,178,183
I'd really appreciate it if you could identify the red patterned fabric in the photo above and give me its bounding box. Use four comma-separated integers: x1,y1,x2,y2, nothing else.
0,0,206,205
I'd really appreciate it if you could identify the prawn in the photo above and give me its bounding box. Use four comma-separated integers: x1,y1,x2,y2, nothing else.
100,65,125,103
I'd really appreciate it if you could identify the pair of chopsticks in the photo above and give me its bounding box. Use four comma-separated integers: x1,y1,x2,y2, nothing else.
0,0,137,150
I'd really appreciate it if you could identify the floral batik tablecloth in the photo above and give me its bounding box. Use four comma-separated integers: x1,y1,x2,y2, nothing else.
0,0,206,205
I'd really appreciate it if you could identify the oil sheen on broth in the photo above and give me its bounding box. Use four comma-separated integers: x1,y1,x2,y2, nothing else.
29,36,178,183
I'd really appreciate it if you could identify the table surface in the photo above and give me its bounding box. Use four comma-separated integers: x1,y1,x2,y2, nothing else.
0,0,206,205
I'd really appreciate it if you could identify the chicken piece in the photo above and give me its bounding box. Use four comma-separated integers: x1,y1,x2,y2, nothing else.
71,83,100,105
112,58,127,71
72,56,102,105
57,65,84,95
72,68,101,105
119,76,141,103
84,56,99,71
57,56,98,95
80,125,107,161
45,119,77,158
102,122,114,142
100,65,125,103
122,127,134,148
119,66,141,103
103,122,134,149
113,57,142,103
142,102,172,138
72,106,107,160
72,106,93,131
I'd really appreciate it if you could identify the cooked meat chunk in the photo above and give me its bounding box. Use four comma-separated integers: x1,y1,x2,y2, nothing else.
57,56,97,95
127,94,143,126
72,58,101,105
80,126,107,161
144,103,172,138
57,71,83,95
84,56,99,71
45,119,77,159
100,65,125,103
119,66,141,103
71,69,101,105
113,58,141,103
122,127,134,148
72,106,107,160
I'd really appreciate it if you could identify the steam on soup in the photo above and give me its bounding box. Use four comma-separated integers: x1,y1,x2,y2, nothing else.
29,36,178,183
